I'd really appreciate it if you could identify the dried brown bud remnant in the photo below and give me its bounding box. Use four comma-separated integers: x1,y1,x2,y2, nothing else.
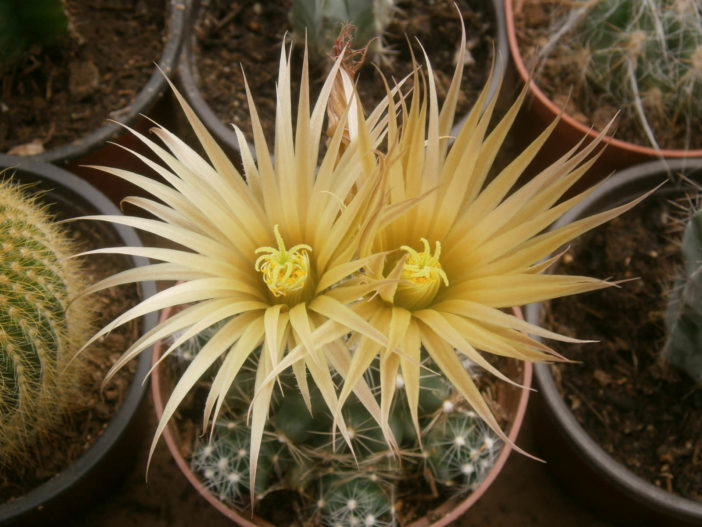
326,24,371,153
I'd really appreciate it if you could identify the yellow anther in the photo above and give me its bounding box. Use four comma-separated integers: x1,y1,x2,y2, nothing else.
254,225,312,298
396,238,449,310
400,238,449,286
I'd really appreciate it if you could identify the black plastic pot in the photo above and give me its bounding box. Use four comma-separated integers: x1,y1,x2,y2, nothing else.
33,0,188,165
177,0,510,160
0,155,158,526
19,0,189,206
526,158,702,526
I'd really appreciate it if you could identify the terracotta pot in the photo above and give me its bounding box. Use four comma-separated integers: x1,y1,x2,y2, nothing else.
526,158,702,526
177,0,510,160
17,0,189,207
0,155,159,526
151,307,532,526
504,0,702,176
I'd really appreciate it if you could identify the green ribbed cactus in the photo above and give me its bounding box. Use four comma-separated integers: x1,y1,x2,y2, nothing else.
423,413,500,490
290,0,395,62
0,178,90,463
183,337,501,525
538,0,702,150
664,205,702,382
0,0,69,72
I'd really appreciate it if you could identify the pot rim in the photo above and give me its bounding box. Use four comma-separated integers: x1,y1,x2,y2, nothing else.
504,0,702,159
529,157,702,522
27,0,187,164
0,154,158,523
151,307,532,527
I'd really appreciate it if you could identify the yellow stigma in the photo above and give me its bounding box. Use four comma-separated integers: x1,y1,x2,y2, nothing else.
255,225,312,298
396,238,448,310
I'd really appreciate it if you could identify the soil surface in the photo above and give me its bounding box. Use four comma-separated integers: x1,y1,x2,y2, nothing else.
0,0,166,155
512,0,702,151
544,194,702,501
193,0,498,144
0,207,140,502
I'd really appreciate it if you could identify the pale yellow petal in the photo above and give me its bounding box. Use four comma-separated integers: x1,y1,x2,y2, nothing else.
449,273,613,308
432,299,587,344
308,295,387,346
413,309,525,388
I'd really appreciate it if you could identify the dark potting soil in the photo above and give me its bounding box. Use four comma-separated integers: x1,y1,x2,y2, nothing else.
513,0,702,151
543,196,702,502
0,0,165,155
0,217,140,502
193,0,499,145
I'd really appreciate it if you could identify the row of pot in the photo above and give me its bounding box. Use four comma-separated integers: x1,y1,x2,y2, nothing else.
18,1,701,185
0,0,189,524
2,0,702,525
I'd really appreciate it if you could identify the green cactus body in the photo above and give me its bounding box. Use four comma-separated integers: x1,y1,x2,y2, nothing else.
0,179,89,462
182,330,501,525
664,205,702,382
541,0,702,149
191,419,275,504
423,413,500,491
290,0,395,61
0,0,69,71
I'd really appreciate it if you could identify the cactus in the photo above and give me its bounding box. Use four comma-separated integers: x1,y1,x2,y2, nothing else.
0,0,69,71
537,0,702,150
290,0,395,62
318,474,395,527
184,329,500,525
0,178,90,463
423,412,501,491
664,205,702,382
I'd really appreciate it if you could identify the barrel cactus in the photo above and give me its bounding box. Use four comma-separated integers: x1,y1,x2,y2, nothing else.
664,204,702,382
0,178,91,463
183,336,501,525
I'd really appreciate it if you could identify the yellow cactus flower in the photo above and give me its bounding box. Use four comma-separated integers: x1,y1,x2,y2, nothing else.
333,29,652,447
76,43,396,493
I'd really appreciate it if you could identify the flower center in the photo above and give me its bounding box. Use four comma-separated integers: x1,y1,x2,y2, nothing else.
255,225,312,299
395,238,448,310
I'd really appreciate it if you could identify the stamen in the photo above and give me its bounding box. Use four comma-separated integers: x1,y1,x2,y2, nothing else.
255,225,312,298
394,238,448,309
399,238,449,286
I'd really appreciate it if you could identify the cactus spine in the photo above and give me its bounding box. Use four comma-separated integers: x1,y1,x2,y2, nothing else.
538,0,702,150
664,205,702,382
290,0,395,62
0,178,90,463
181,336,501,526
